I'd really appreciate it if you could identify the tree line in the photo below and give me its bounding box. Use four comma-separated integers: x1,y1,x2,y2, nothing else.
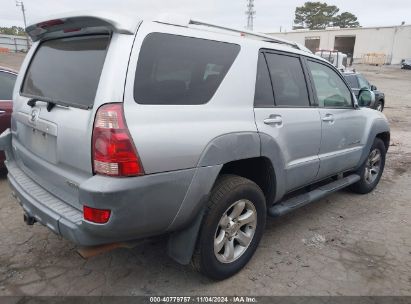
294,2,360,30
0,26,26,36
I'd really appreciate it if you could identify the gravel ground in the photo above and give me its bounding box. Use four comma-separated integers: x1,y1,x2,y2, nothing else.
0,53,410,296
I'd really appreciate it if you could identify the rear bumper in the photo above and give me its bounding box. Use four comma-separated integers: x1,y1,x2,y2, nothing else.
0,131,222,246
6,160,196,246
1,129,221,246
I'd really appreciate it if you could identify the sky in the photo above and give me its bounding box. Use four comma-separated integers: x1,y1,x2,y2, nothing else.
1,0,409,33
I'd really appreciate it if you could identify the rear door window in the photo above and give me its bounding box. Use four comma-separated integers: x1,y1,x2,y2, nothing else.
265,53,310,107
134,33,240,105
0,71,16,100
21,35,110,109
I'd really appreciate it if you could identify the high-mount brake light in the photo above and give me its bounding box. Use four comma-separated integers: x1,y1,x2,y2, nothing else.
37,19,65,29
63,28,81,33
92,103,144,177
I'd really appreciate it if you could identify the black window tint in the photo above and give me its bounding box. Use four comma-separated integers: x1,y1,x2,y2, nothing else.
0,72,16,100
21,35,110,109
254,53,274,107
344,75,359,88
307,61,352,108
265,53,310,107
134,33,240,105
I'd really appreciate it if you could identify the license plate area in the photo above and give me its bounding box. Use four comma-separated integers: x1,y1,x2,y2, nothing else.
18,123,58,164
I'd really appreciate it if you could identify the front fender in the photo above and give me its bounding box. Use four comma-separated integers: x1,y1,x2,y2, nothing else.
358,117,390,167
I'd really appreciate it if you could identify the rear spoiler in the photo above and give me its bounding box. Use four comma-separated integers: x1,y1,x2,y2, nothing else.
26,11,140,42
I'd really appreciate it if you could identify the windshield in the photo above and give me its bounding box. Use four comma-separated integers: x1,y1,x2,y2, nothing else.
21,35,110,109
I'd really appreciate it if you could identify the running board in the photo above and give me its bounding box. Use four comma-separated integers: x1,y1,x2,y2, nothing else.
268,174,360,217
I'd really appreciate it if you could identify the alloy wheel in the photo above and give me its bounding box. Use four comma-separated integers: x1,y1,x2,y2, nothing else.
365,148,381,184
214,199,257,263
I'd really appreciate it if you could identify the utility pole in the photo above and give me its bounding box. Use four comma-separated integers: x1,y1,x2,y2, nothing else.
245,0,256,31
15,0,30,51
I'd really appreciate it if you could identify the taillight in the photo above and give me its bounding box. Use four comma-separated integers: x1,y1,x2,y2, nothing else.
83,206,111,224
92,103,144,177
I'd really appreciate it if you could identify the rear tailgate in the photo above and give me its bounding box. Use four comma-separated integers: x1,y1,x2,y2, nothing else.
11,15,137,210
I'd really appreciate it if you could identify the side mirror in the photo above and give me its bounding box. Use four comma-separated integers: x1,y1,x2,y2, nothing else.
371,84,377,91
358,88,376,107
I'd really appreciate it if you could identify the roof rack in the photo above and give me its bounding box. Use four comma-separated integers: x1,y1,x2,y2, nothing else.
189,19,299,48
154,14,309,52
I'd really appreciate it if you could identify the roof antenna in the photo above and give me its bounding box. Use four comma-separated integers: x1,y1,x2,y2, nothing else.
245,0,255,31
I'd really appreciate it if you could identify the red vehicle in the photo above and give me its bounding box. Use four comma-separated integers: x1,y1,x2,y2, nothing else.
0,67,17,170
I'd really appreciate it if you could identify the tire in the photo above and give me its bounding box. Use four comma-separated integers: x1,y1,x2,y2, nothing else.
192,174,266,280
350,138,386,194
375,100,384,112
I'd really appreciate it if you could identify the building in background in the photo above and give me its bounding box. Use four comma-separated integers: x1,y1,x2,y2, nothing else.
267,24,411,65
0,34,30,53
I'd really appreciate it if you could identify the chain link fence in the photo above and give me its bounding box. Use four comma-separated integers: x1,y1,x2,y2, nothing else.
0,34,31,53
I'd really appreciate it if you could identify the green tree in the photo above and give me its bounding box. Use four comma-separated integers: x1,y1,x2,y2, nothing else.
0,26,26,36
333,12,360,28
293,2,360,30
294,2,339,30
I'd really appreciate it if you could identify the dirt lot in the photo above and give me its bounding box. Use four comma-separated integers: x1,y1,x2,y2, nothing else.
0,53,410,296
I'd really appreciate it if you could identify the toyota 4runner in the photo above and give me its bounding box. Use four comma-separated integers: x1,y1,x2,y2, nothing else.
0,12,390,280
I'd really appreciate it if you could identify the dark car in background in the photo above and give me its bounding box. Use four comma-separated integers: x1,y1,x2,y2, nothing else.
0,67,17,170
401,59,411,70
343,71,385,112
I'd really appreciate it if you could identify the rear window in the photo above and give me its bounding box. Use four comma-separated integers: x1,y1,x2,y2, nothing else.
134,33,240,105
21,35,110,109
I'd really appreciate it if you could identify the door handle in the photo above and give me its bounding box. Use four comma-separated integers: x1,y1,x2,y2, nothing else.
0,110,5,115
322,114,334,123
264,115,283,125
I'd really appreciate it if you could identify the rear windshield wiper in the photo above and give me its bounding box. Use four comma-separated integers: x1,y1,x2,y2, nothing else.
27,98,57,112
27,98,37,107
46,102,56,112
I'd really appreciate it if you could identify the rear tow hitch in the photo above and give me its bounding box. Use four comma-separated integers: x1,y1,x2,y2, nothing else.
23,213,37,225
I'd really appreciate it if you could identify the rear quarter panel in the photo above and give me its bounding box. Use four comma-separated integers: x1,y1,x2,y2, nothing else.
123,22,261,174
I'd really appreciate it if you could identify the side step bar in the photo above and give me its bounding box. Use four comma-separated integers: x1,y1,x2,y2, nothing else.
268,174,360,217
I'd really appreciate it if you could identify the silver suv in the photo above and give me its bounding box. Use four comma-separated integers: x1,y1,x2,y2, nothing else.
0,12,390,280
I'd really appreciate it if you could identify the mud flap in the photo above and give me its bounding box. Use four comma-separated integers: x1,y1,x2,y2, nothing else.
167,207,205,265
